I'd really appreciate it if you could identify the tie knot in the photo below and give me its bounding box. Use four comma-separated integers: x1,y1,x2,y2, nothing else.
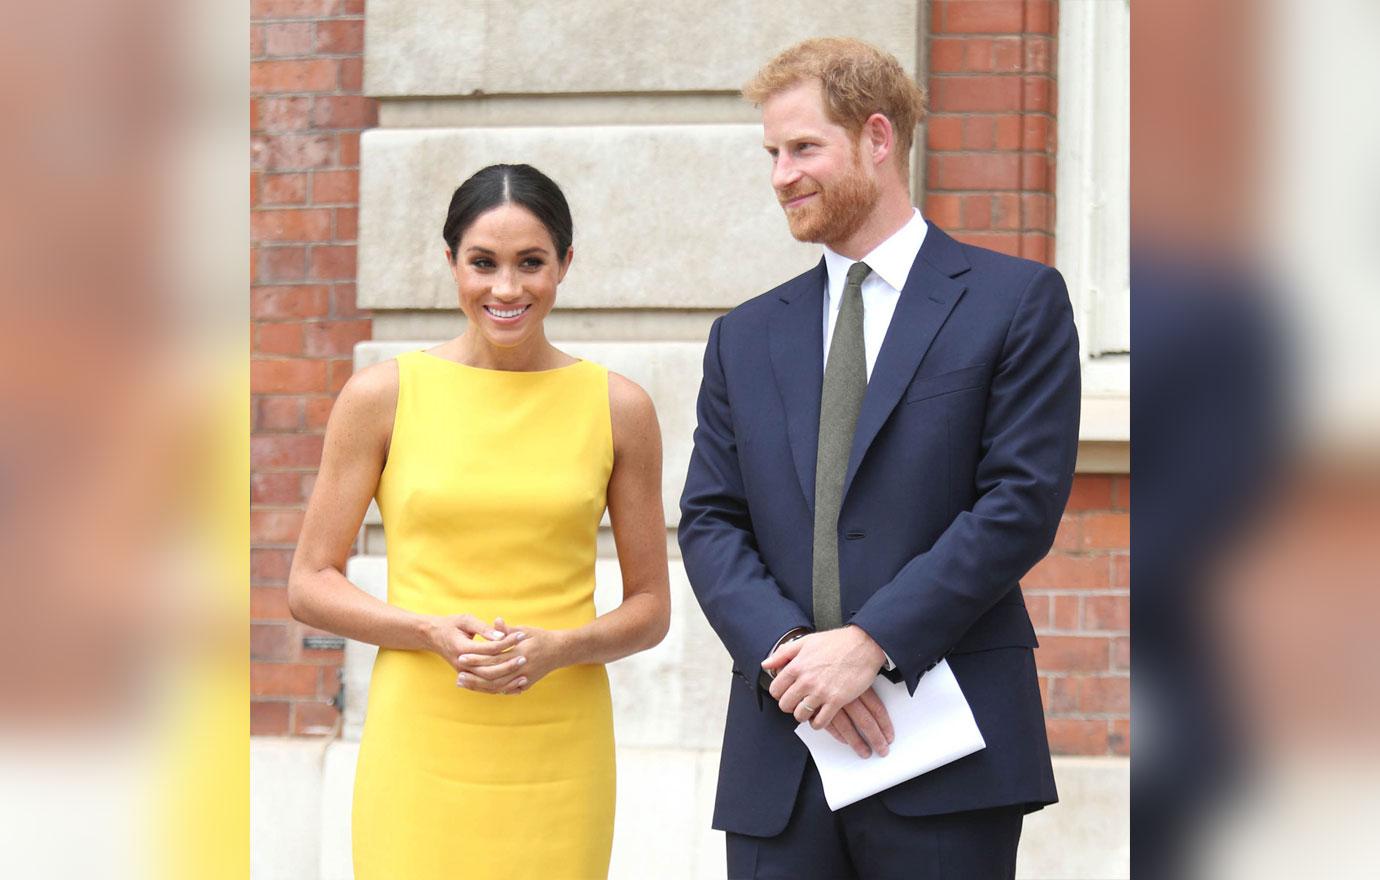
845,261,872,290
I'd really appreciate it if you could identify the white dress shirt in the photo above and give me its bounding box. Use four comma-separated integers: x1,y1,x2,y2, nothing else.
821,208,929,378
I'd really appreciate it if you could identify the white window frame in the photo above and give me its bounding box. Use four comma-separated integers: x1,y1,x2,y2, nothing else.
1056,0,1130,361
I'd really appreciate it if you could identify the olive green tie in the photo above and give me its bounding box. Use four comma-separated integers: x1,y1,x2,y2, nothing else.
812,261,871,631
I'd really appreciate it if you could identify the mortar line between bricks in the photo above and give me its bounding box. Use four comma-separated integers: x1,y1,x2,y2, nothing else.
1037,675,1126,684
1032,593,1126,601
1046,714,1129,721
250,17,363,24
251,93,369,99
253,53,364,61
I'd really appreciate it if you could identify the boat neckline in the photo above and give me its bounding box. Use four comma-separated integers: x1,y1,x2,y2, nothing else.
415,350,587,375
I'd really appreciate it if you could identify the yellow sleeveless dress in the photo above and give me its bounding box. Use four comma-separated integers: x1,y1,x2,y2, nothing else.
353,350,616,880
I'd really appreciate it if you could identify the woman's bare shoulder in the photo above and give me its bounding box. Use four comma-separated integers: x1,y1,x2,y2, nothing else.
327,358,399,443
606,370,659,451
606,370,655,422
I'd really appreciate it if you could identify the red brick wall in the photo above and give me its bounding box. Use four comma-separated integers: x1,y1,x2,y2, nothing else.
924,0,1056,263
1033,476,1131,755
924,1,1129,756
250,0,376,736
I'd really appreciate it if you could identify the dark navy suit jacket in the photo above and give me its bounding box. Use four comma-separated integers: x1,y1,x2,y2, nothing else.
678,222,1079,837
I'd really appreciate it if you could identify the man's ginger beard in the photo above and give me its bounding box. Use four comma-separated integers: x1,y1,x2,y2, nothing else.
777,141,880,246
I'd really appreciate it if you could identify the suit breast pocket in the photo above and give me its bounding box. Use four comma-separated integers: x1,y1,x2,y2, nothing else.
903,363,989,404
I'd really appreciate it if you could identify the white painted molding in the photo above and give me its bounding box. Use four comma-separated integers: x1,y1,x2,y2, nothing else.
1056,0,1130,359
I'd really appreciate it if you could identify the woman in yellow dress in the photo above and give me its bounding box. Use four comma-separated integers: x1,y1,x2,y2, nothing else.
288,164,671,879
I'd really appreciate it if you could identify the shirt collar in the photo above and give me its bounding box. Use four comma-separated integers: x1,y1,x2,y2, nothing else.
822,208,928,304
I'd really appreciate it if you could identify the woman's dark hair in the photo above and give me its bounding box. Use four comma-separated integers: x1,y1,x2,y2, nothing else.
442,163,573,263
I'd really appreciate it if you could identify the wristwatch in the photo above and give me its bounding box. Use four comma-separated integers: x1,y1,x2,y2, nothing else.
757,626,813,694
764,627,813,680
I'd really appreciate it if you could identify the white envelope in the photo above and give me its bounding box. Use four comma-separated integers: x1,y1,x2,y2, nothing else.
794,658,986,811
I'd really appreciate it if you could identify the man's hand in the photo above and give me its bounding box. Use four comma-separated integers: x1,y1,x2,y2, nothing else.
827,689,895,758
762,625,886,731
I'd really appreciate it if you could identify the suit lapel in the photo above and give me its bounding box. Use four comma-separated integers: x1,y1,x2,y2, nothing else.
841,224,971,502
768,259,828,513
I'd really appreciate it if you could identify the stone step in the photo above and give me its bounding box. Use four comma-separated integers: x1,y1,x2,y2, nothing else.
251,739,1129,880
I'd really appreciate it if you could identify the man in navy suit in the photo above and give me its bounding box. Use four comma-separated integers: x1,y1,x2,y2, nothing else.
679,38,1080,878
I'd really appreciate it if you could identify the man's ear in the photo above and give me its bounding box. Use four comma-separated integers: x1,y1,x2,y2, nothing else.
863,112,895,168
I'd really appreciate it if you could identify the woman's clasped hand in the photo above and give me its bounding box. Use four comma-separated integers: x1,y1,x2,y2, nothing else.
429,614,566,695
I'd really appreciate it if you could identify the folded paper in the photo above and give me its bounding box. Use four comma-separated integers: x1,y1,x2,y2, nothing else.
794,659,986,811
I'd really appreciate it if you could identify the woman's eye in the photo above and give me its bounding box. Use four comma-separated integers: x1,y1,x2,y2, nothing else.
470,259,494,269
522,258,545,269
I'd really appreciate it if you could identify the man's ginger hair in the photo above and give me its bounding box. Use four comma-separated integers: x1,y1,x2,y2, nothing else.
743,37,928,173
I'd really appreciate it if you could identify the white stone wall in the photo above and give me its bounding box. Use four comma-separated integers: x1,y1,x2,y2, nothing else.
358,126,827,312
363,1,917,97
357,0,920,340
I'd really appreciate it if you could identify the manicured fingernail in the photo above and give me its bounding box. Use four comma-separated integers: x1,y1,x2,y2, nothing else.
516,678,527,687
487,631,503,640
458,674,468,685
516,656,527,666
513,632,526,640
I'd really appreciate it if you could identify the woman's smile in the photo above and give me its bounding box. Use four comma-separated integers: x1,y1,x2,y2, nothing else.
483,303,532,323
